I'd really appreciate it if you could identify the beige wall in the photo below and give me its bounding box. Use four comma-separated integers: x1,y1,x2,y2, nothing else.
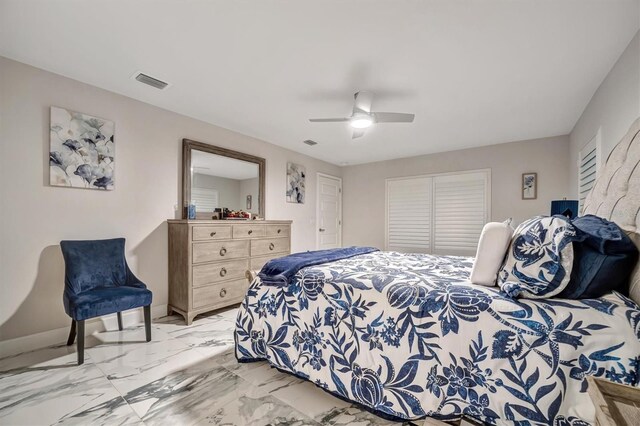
569,30,640,195
0,57,341,341
342,136,570,248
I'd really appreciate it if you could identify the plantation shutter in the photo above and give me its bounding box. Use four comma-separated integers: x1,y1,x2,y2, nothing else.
386,177,432,253
191,188,219,211
578,135,599,214
386,170,490,255
432,172,489,256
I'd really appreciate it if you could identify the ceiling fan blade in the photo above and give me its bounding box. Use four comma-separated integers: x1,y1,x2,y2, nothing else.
353,91,374,114
373,112,415,123
309,117,350,122
352,129,366,139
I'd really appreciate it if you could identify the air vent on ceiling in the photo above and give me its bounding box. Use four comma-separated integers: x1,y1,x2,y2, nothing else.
134,73,169,90
303,139,318,146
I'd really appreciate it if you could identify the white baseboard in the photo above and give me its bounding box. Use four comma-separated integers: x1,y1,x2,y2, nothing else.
0,304,168,359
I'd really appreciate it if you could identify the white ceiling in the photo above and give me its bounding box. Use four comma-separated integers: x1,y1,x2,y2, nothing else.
192,149,258,180
1,0,638,165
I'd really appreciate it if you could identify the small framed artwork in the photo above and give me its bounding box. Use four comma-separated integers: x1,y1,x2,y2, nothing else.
522,172,537,200
286,162,306,204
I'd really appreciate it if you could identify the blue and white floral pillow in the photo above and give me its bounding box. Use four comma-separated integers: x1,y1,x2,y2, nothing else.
498,215,576,299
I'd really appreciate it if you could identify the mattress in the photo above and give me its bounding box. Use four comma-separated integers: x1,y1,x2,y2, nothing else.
235,251,640,424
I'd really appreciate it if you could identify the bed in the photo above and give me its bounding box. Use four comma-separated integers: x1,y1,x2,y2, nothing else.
235,118,640,425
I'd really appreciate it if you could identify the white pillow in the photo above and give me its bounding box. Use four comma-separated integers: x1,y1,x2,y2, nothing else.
470,219,514,286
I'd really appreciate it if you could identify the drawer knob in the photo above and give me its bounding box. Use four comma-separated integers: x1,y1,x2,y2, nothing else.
210,231,217,237
248,230,253,235
277,229,281,234
220,288,227,297
269,243,275,251
220,267,227,277
220,247,227,256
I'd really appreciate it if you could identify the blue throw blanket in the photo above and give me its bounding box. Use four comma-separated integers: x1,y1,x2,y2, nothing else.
258,246,379,286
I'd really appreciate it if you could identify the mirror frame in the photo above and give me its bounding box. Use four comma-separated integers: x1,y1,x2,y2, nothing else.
182,138,266,219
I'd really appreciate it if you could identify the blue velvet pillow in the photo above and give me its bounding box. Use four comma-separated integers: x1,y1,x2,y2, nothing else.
559,215,638,299
497,216,577,299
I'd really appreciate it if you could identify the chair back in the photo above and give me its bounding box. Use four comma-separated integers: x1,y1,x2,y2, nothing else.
60,238,128,295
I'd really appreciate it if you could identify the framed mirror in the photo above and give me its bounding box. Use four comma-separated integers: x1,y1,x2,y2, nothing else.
182,139,265,219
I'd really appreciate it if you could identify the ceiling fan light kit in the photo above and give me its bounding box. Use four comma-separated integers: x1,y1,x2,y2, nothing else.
350,113,374,129
309,91,414,138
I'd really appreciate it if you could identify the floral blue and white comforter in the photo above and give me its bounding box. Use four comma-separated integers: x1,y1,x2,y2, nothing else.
235,251,640,425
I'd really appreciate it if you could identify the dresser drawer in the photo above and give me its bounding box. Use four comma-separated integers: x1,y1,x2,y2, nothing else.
192,258,249,287
250,253,286,270
251,238,290,256
265,224,290,238
193,280,247,309
232,224,265,239
192,225,232,241
192,240,249,264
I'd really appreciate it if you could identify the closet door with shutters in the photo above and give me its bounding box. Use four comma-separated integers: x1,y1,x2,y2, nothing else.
386,177,432,253
432,172,489,256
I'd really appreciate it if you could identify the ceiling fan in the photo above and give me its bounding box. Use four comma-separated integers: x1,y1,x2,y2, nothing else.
309,91,415,139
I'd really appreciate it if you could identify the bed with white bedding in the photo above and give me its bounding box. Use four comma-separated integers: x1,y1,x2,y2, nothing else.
235,119,640,424
235,251,640,424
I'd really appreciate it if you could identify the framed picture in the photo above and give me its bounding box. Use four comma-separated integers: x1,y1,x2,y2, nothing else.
522,172,537,200
286,162,306,203
49,106,115,190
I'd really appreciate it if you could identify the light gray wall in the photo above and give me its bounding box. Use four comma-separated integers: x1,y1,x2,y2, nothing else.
0,56,341,341
192,173,242,211
342,136,570,249
569,30,640,196
239,178,260,214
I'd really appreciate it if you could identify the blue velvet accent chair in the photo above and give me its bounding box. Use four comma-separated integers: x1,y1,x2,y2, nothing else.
60,238,153,365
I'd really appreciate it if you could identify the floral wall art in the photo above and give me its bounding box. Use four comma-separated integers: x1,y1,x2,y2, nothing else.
49,106,115,190
286,162,305,203
522,172,537,200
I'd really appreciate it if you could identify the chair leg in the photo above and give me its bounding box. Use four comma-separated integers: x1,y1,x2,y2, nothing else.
77,320,85,365
117,311,123,331
144,305,151,342
66,320,76,346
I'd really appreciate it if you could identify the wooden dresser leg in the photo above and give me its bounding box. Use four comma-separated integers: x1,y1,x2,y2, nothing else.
186,313,195,326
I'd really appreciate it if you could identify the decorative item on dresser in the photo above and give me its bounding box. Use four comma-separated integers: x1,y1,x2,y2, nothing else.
167,219,292,324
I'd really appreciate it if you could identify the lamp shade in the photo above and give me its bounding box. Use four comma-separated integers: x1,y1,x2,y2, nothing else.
551,199,579,219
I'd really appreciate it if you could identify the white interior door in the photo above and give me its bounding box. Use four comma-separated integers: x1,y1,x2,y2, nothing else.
317,174,342,249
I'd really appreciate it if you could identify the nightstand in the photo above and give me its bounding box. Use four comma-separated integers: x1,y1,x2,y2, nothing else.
587,376,640,426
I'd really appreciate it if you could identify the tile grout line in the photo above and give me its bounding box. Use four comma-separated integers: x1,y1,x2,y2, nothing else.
84,323,181,426
84,316,232,425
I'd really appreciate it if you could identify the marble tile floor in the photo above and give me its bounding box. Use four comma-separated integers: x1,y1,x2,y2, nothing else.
0,307,413,426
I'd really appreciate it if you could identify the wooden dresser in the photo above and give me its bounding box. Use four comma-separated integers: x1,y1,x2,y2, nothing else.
167,219,292,324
